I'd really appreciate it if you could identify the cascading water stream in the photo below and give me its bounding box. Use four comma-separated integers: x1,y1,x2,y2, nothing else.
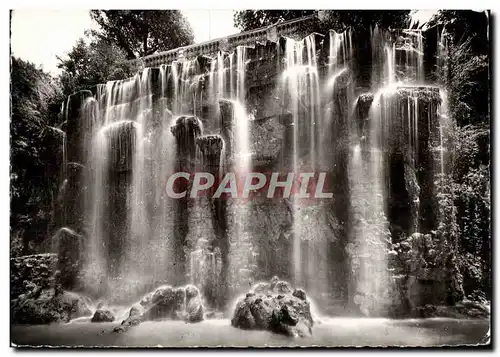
224,46,254,294
126,69,151,291
347,26,429,315
352,90,391,316
282,35,322,290
77,68,183,301
83,126,109,297
437,27,449,179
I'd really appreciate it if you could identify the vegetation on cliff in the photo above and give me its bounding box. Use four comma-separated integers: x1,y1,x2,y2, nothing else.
432,10,491,301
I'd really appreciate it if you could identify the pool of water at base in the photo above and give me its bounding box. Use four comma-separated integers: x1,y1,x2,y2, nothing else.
11,317,489,348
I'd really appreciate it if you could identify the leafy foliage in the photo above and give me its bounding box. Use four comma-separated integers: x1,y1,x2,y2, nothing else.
10,57,65,253
234,10,315,32
233,10,410,32
317,10,410,32
90,10,195,59
57,37,134,96
432,10,491,300
446,41,489,127
432,11,489,127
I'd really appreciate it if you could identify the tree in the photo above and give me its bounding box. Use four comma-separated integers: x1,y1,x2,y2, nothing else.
234,10,315,32
233,10,410,32
318,10,410,32
90,10,195,60
428,10,489,55
57,36,134,96
430,10,489,127
10,57,65,254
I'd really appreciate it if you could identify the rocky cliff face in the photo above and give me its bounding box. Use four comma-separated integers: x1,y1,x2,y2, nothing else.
52,26,467,318
11,254,58,300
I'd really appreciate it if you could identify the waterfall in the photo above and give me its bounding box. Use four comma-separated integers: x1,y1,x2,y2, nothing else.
437,27,449,180
57,23,453,316
328,29,352,74
83,127,109,297
48,126,67,187
354,26,429,314
128,69,150,287
436,29,451,232
236,46,247,103
225,46,254,294
75,67,183,302
392,29,424,84
217,52,225,103
372,26,425,87
351,90,391,316
282,34,322,289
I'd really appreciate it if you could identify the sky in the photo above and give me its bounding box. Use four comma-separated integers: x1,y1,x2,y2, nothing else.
10,9,239,74
10,9,436,75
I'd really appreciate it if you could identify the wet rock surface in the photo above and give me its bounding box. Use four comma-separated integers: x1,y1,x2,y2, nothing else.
11,254,58,300
413,301,490,319
11,288,91,324
140,285,186,321
117,284,205,332
119,306,144,329
53,228,84,290
91,309,115,323
231,277,314,337
185,285,204,323
388,231,473,318
11,254,93,324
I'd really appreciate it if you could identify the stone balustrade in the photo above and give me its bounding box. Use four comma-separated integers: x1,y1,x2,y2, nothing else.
129,14,318,69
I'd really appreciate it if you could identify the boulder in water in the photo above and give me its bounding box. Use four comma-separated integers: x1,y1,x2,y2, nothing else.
140,285,186,321
232,279,313,337
11,288,91,324
185,285,204,323
91,309,115,323
123,284,205,325
121,306,144,327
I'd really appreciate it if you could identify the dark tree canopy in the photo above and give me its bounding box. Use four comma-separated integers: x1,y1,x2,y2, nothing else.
10,57,64,253
234,10,315,32
90,10,195,59
319,10,410,31
430,10,489,127
57,37,134,96
233,10,410,32
429,10,489,55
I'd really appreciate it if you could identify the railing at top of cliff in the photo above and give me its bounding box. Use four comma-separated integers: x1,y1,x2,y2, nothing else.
130,14,318,69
